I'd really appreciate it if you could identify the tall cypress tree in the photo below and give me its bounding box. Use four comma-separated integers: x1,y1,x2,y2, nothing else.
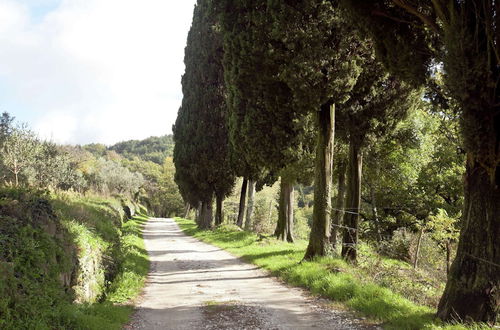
173,0,234,229
218,0,317,235
219,1,364,254
336,56,419,262
341,0,500,322
266,1,362,259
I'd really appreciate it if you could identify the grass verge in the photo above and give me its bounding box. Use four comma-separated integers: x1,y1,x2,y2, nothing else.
174,218,489,330
0,188,149,329
65,212,150,330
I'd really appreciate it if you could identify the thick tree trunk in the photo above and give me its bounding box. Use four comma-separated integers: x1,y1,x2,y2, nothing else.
198,199,214,230
244,180,256,231
274,178,295,242
304,103,334,259
331,158,347,250
341,140,363,263
183,203,191,219
215,194,223,226
236,178,248,227
437,159,500,323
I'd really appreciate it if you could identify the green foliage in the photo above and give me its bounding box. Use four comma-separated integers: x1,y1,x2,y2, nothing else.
173,0,235,208
426,209,459,249
108,135,174,165
0,125,39,185
87,158,145,195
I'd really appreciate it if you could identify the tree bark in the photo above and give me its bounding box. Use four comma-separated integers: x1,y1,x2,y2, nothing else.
331,158,347,250
304,103,334,259
437,159,500,323
445,241,451,276
275,179,287,240
184,203,191,219
286,184,295,243
195,201,202,225
274,178,295,242
198,199,214,230
244,180,256,231
236,178,248,227
341,140,363,263
215,193,223,226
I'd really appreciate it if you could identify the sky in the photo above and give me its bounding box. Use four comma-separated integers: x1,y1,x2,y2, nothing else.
0,0,196,145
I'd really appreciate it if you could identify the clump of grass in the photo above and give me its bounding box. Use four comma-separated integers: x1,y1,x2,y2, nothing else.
175,217,488,330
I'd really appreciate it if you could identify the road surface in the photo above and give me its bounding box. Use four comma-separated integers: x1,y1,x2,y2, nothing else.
128,218,378,330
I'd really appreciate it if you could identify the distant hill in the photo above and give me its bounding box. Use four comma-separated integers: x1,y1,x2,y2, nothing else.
83,135,174,165
109,135,174,164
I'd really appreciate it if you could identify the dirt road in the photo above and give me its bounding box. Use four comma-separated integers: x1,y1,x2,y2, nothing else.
128,218,378,330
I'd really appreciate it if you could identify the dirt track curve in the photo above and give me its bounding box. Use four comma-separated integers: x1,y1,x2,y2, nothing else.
127,218,379,330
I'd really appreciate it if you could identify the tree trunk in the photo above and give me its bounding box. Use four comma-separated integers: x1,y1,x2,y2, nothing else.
445,241,451,276
244,180,256,231
304,103,334,259
198,199,214,230
437,159,499,323
286,184,295,243
195,201,202,225
237,178,248,227
370,184,383,242
331,158,347,250
267,199,273,224
341,140,363,263
414,228,424,269
275,179,287,240
215,194,223,226
184,203,191,219
274,178,295,242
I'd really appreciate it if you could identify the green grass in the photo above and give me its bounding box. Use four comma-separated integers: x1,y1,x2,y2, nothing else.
0,188,149,329
58,211,149,329
66,212,149,329
107,213,150,303
174,218,489,330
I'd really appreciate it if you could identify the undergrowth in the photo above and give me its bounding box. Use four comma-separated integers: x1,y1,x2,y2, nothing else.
0,188,149,329
175,217,490,330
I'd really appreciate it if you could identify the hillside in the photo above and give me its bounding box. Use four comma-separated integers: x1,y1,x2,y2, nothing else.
108,135,174,164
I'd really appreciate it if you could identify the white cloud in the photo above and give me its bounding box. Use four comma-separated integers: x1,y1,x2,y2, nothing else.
0,0,196,145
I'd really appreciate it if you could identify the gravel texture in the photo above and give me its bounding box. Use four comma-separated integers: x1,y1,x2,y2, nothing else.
126,218,381,330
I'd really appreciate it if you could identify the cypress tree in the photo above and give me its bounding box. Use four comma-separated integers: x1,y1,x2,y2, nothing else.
267,1,362,259
219,0,362,255
218,0,317,235
341,0,500,322
173,0,234,229
336,56,419,262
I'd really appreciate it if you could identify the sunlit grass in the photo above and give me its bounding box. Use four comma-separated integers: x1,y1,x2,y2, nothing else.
175,217,489,330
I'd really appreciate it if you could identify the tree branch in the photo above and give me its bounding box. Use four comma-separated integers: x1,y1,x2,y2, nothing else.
391,0,440,33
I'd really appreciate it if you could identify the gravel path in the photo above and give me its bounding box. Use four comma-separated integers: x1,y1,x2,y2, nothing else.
127,218,379,330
